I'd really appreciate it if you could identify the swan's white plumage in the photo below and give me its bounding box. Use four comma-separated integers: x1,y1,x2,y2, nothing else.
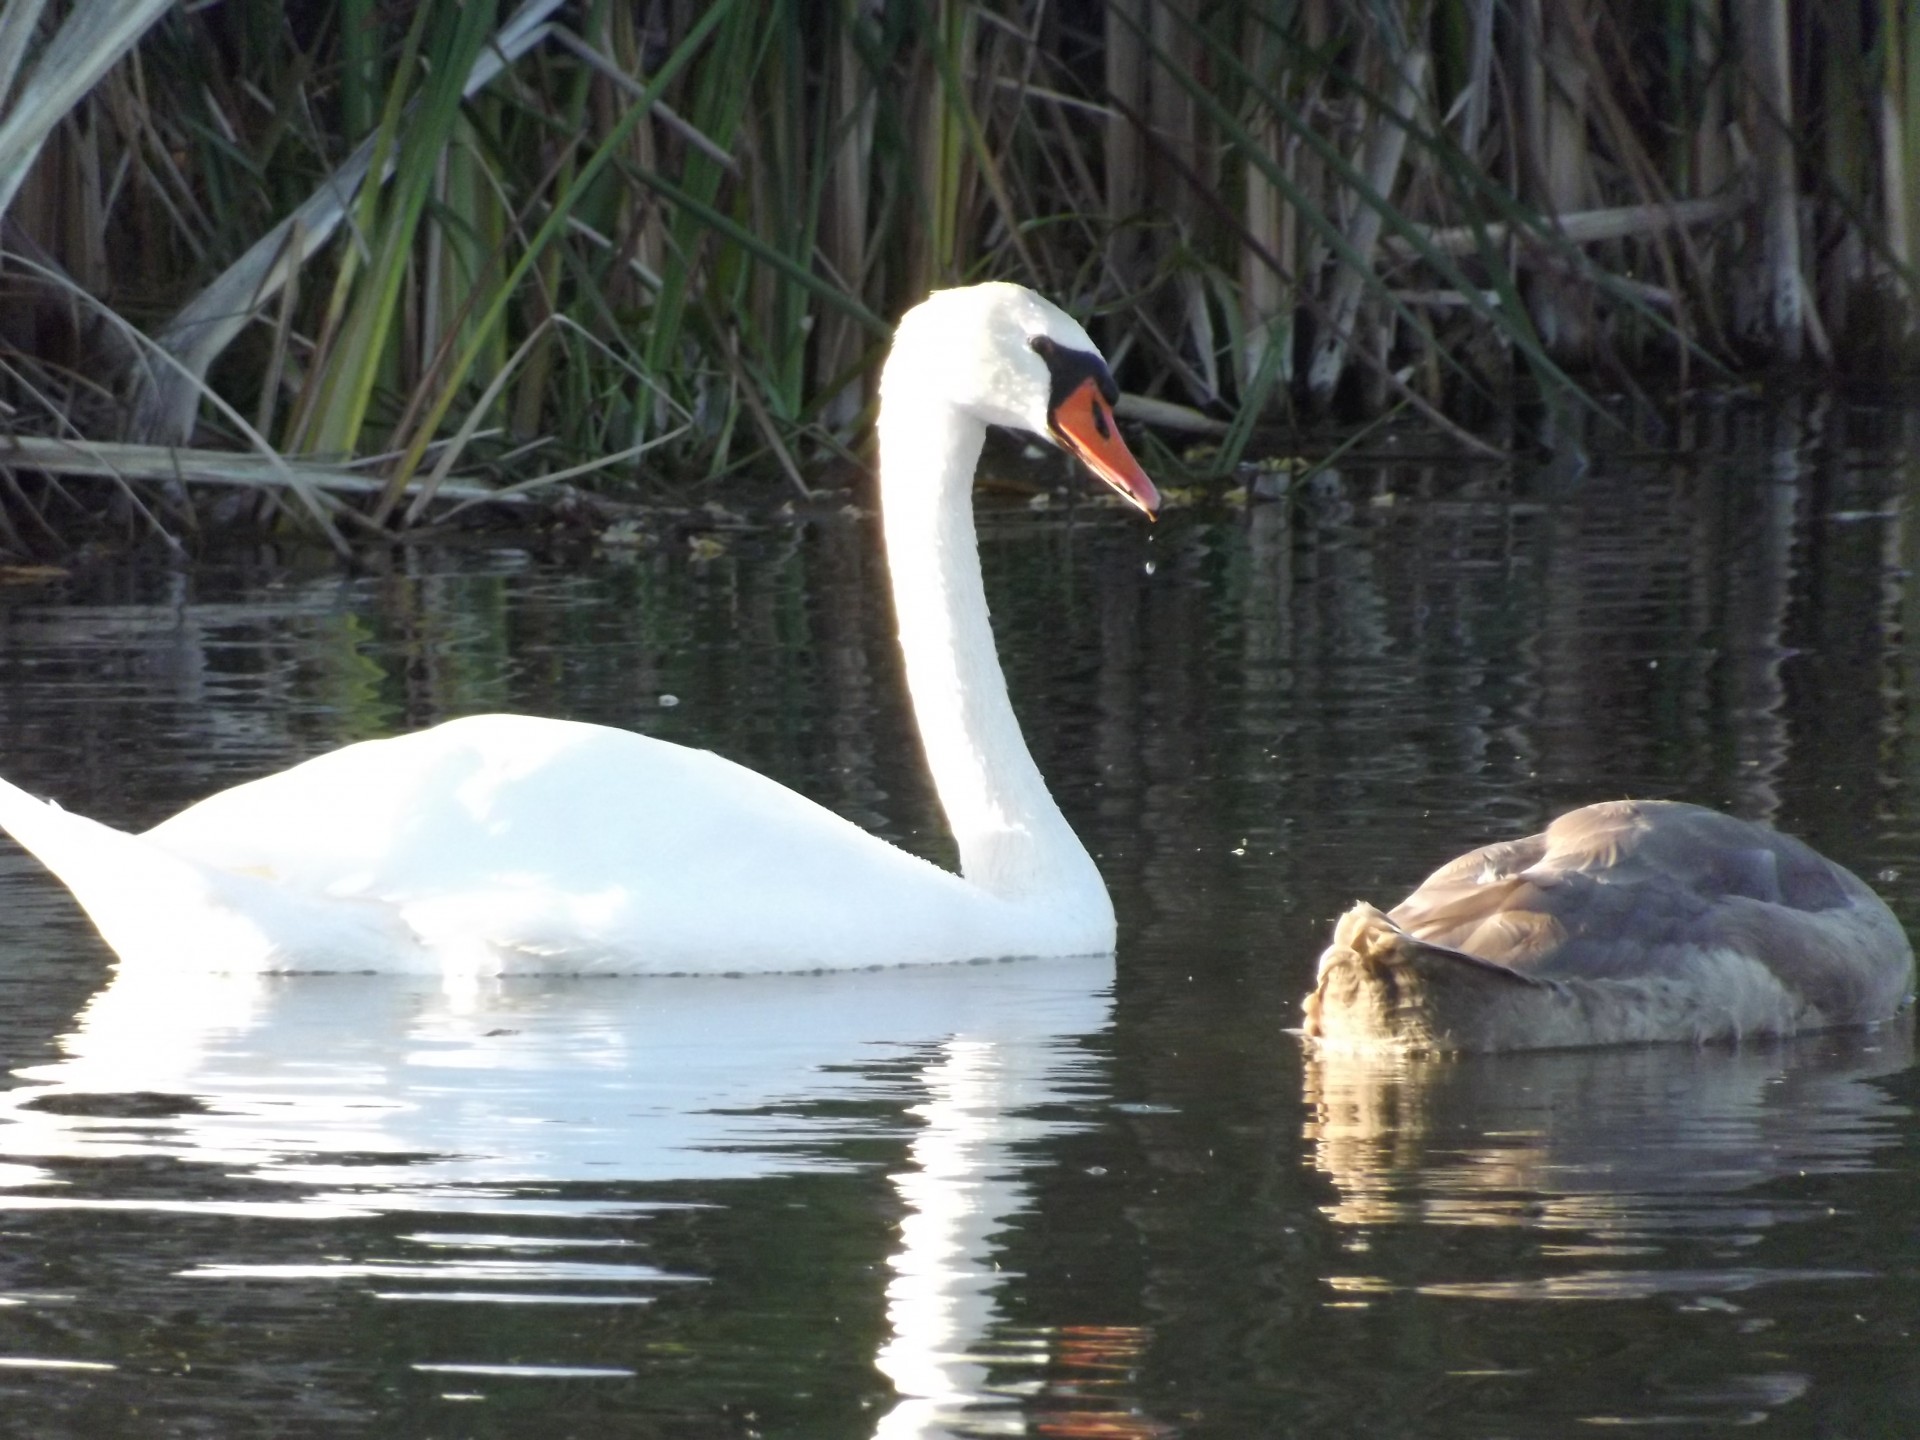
0,284,1153,974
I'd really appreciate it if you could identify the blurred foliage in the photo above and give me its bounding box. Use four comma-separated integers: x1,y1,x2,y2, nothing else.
0,0,1915,536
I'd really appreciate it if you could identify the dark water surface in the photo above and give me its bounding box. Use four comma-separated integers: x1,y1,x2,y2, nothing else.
2,396,1920,1435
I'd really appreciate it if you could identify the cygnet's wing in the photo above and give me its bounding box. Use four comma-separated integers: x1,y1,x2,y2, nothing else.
1386,800,1910,1019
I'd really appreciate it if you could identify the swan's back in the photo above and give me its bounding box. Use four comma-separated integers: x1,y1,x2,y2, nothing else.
1305,800,1913,1052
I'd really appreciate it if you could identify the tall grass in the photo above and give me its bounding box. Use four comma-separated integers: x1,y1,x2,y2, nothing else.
0,1,1917,539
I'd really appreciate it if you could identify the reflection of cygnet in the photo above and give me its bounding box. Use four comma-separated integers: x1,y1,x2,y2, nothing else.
1305,801,1912,1053
1303,1022,1914,1238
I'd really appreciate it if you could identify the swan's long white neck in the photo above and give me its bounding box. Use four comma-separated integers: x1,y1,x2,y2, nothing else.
877,386,1107,914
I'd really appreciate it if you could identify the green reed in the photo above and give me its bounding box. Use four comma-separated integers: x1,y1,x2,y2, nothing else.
0,0,1915,539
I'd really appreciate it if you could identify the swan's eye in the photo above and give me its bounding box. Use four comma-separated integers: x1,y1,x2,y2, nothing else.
1028,335,1058,359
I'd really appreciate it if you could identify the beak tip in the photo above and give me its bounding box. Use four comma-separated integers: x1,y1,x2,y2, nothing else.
1047,380,1160,522
1130,477,1162,520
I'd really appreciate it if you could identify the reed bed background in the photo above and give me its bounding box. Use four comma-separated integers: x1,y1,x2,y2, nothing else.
0,0,1916,543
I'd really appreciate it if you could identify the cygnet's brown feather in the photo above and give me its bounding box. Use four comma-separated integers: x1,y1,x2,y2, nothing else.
1304,800,1913,1053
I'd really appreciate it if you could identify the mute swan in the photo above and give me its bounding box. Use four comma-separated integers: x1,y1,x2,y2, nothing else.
0,283,1159,975
1304,800,1913,1053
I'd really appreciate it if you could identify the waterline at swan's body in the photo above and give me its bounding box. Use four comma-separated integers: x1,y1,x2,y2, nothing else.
0,715,1116,974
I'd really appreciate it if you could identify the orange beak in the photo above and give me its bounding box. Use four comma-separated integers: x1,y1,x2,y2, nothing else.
1049,379,1160,518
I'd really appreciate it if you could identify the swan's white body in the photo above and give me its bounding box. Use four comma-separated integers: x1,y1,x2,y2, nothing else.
1304,800,1914,1054
0,284,1158,975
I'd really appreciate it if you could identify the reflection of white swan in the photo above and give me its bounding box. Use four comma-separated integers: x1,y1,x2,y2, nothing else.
871,1028,1177,1440
0,955,1113,1194
0,283,1157,975
873,1035,1063,1438
0,953,1115,1425
1306,801,1913,1052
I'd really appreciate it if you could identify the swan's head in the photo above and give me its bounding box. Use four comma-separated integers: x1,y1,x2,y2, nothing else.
884,282,1161,516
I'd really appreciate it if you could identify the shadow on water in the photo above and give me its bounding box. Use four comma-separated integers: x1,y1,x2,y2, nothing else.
0,391,1918,1433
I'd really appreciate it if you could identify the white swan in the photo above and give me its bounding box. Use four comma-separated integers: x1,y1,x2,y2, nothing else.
0,283,1159,975
1304,800,1913,1053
